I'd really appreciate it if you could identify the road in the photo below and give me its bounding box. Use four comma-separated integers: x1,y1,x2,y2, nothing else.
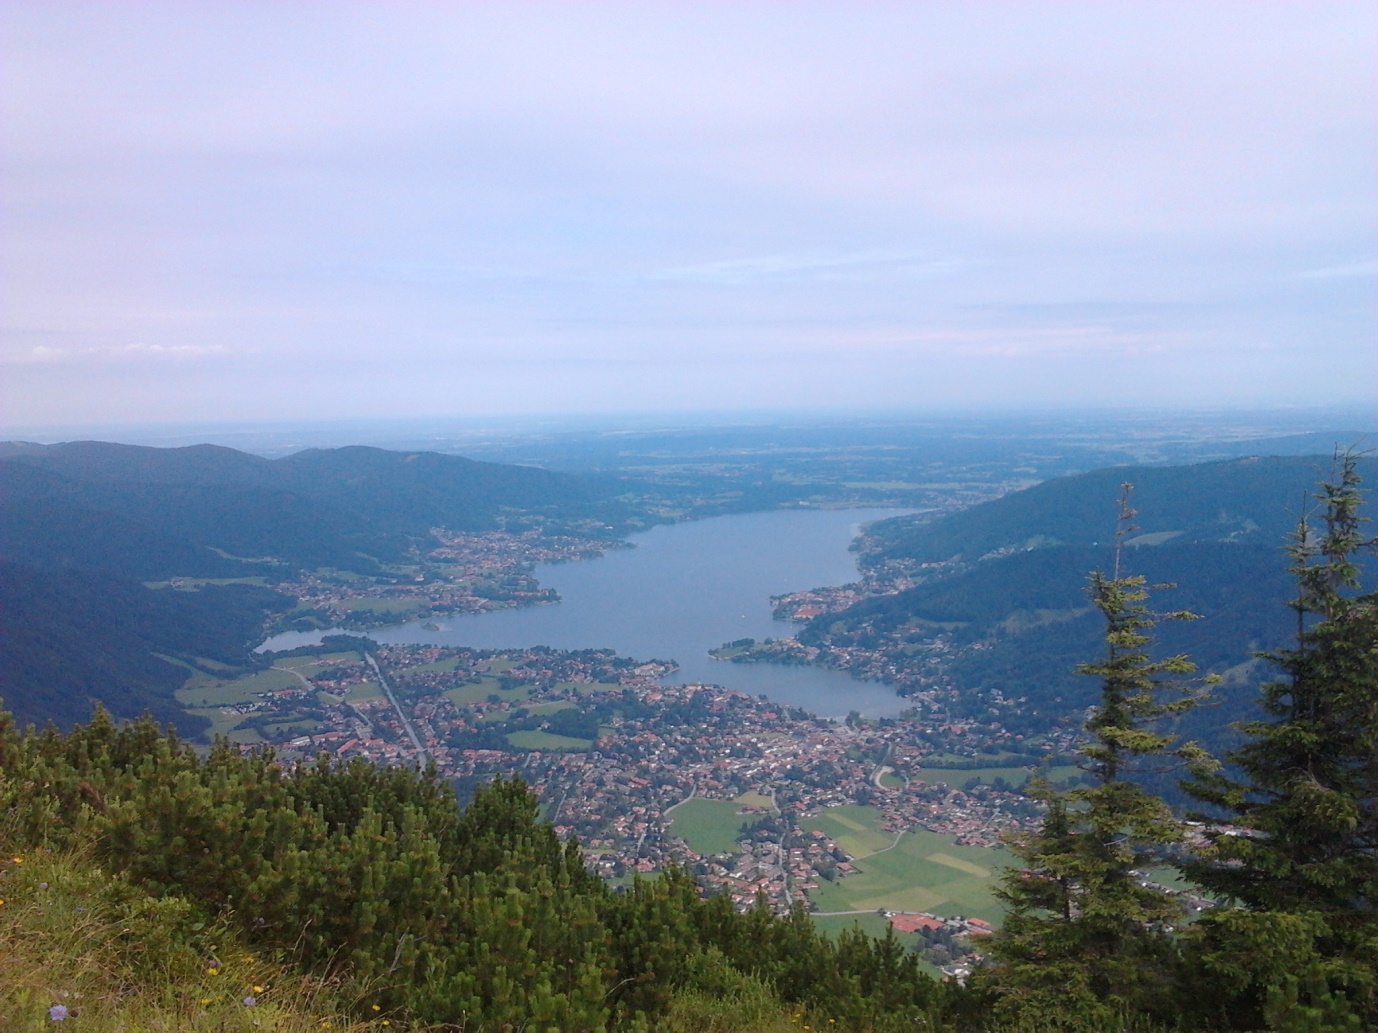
364,651,429,764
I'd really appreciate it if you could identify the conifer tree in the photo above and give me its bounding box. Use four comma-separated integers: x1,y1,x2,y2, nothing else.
1183,451,1377,1029
982,485,1207,1029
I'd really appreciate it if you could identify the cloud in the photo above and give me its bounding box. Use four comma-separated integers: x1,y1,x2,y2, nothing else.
1,2,1375,424
7,343,228,365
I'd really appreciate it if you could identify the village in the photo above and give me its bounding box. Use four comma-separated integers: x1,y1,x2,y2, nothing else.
268,528,627,631
211,635,1069,973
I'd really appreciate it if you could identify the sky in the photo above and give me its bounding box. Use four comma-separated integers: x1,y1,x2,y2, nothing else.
3,1,1375,431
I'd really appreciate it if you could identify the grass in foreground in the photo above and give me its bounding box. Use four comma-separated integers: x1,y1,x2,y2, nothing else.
0,850,380,1033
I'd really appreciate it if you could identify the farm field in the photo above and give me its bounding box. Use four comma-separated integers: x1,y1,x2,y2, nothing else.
800,805,894,857
506,730,593,751
443,677,537,708
669,798,745,856
669,792,777,856
802,806,1010,925
177,667,302,707
917,764,1081,788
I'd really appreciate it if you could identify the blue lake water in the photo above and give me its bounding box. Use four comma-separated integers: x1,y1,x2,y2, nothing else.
260,508,915,718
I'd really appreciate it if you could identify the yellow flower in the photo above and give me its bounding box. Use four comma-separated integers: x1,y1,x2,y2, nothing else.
207,967,219,976
201,998,212,1005
371,1005,381,1012
253,985,264,993
10,856,22,864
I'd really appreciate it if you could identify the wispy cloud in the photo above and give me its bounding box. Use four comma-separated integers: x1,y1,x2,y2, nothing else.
7,343,228,365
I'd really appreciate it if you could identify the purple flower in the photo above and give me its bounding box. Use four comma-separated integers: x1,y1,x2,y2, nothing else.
49,1005,69,1021
243,996,257,1007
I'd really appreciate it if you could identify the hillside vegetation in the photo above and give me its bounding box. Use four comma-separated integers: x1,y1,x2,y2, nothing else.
0,441,644,731
801,455,1377,760
0,710,958,1032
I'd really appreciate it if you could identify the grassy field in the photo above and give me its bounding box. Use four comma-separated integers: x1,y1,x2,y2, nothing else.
506,730,593,751
333,597,427,614
177,667,303,707
184,707,263,743
143,576,269,589
444,677,537,708
554,680,625,694
669,798,749,855
918,764,1082,788
340,679,385,702
802,807,1010,925
800,805,894,857
735,790,777,812
523,700,577,715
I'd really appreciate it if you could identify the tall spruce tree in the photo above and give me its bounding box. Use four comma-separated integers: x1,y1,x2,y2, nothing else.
1183,451,1377,1030
982,485,1208,1029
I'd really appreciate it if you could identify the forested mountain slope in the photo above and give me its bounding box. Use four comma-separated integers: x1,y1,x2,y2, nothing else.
0,440,636,577
805,455,1377,754
0,440,641,730
868,454,1377,564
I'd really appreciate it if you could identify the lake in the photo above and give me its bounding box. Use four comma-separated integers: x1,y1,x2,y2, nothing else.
260,508,915,718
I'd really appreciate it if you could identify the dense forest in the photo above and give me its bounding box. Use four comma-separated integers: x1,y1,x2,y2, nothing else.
801,456,1378,761
1,455,1374,1030
0,441,651,731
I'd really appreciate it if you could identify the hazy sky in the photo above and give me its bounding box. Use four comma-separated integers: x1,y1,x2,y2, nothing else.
3,2,1375,429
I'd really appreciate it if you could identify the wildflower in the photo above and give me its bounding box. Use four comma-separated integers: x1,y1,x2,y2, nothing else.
243,996,257,1007
207,967,220,976
39,882,49,889
200,998,212,1006
12,856,23,864
372,1004,381,1012
0,899,6,906
49,1004,69,1021
253,985,264,993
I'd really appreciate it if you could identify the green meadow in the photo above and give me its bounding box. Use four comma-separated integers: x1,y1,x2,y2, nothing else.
177,667,302,707
918,764,1081,788
802,806,1010,925
669,792,779,855
506,730,593,751
669,798,750,855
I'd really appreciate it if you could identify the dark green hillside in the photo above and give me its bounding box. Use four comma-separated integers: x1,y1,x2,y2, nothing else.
0,463,251,579
870,455,1378,564
0,458,390,575
0,560,291,732
803,455,1377,765
805,543,1294,730
1,716,958,1031
0,438,283,485
277,444,634,536
0,440,643,732
1,440,638,576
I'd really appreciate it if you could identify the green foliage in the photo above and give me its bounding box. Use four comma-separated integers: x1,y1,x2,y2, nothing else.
981,486,1207,1028
1182,451,1378,1029
0,560,291,732
0,708,952,1031
0,847,371,1032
